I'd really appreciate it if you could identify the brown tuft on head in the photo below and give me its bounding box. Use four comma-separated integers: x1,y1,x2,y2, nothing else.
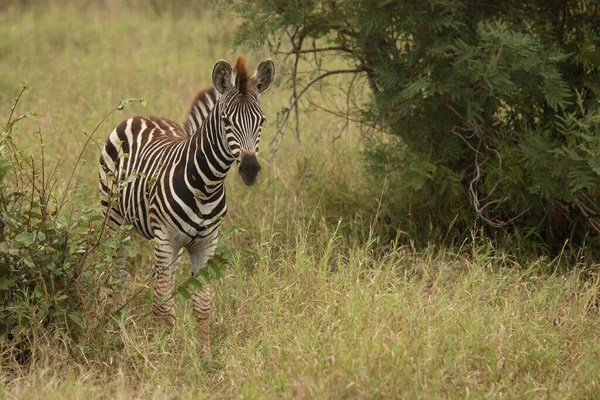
234,55,251,94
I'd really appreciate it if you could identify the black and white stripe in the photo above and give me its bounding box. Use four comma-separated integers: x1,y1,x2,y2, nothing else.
184,86,218,137
99,57,275,355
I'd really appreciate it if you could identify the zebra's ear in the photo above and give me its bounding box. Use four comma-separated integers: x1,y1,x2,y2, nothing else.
252,59,275,94
212,60,233,94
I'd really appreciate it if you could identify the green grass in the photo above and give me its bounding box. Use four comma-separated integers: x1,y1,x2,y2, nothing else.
2,2,600,399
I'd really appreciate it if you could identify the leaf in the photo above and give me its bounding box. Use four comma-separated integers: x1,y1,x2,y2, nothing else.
34,285,45,299
0,277,15,290
177,285,191,300
197,269,211,284
68,312,84,329
184,276,203,291
127,246,138,258
14,231,34,246
207,259,222,280
220,249,234,262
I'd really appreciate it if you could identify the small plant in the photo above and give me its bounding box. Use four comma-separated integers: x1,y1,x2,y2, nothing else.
0,85,139,363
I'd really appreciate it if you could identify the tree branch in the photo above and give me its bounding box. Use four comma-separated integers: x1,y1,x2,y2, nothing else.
270,67,366,159
276,45,350,55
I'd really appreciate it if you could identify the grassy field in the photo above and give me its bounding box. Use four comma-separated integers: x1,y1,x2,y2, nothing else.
2,2,600,399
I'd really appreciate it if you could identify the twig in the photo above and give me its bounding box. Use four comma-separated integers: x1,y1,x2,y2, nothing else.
305,99,374,128
57,107,119,214
275,46,350,55
269,67,366,159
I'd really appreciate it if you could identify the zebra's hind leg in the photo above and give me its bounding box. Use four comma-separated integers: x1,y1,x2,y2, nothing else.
152,240,178,325
189,233,218,357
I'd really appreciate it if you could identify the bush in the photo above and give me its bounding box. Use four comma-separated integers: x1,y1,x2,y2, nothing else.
220,0,600,250
0,85,133,363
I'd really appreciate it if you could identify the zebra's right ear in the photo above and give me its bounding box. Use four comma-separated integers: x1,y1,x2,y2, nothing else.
212,60,233,94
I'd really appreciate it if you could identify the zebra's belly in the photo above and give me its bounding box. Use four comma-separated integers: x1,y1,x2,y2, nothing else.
118,180,154,239
119,181,225,243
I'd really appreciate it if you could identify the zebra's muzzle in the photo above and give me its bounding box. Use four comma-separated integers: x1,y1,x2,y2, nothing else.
238,154,261,186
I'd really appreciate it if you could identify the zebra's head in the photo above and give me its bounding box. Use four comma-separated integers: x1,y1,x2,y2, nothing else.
212,56,275,186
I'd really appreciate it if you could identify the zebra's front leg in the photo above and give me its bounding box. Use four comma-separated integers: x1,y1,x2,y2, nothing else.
152,240,178,324
189,232,218,357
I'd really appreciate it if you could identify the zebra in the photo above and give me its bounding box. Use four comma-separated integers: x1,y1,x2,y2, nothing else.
99,56,275,355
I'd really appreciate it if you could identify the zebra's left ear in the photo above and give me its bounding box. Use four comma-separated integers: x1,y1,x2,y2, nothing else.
252,59,275,94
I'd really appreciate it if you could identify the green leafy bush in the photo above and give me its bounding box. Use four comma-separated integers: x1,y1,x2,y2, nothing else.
0,85,134,361
221,0,600,249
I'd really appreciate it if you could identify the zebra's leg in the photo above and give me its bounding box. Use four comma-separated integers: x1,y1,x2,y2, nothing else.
189,231,219,357
152,239,178,324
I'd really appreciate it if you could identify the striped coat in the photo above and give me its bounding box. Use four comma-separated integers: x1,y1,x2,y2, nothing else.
99,56,275,356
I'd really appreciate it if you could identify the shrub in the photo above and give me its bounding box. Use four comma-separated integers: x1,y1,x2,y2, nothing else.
219,0,600,250
0,85,134,363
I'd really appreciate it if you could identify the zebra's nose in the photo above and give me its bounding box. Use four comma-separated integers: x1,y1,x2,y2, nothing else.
238,154,261,186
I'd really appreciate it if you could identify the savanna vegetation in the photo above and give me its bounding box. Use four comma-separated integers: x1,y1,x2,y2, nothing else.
1,1,600,398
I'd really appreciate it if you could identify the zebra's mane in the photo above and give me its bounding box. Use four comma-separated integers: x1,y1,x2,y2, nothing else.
234,55,251,94
184,85,218,137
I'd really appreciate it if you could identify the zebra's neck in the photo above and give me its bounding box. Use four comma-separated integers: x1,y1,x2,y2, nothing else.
186,101,235,198
184,86,218,137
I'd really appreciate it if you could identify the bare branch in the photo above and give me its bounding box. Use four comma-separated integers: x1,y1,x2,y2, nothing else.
454,122,529,228
269,67,366,159
275,46,350,55
305,99,376,128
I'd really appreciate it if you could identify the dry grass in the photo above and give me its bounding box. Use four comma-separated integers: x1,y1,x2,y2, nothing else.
2,2,600,399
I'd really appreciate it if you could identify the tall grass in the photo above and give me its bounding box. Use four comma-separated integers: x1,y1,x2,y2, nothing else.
1,2,600,398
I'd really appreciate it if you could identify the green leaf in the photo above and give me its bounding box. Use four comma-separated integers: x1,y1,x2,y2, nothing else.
14,231,34,246
177,285,191,300
220,249,234,262
127,246,138,258
207,259,222,280
34,285,45,299
68,312,84,328
185,276,204,291
197,269,211,284
0,277,15,290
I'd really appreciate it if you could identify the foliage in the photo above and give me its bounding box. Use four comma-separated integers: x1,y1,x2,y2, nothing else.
0,85,132,359
220,0,600,249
